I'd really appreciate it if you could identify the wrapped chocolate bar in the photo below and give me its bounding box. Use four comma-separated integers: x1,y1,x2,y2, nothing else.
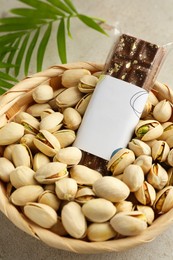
73,34,166,174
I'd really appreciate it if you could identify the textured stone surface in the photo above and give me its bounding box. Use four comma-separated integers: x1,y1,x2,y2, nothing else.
1,0,173,259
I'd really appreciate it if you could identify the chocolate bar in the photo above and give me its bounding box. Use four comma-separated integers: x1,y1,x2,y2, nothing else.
77,34,165,175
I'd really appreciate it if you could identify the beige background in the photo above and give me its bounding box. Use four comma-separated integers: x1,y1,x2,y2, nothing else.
1,0,173,259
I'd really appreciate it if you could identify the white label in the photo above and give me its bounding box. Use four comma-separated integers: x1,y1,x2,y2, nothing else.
74,75,148,160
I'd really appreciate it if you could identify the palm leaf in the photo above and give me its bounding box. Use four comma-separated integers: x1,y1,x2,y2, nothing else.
6,38,20,73
66,16,72,38
0,79,14,89
0,23,38,32
0,61,16,69
63,0,77,13
25,28,40,76
37,23,52,71
0,87,7,95
15,34,30,76
57,19,66,63
47,0,73,15
0,17,44,25
0,71,18,82
0,32,25,45
11,8,57,19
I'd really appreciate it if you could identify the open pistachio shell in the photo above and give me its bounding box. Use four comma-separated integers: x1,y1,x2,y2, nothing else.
53,129,76,148
56,87,83,108
39,112,64,133
167,149,173,166
122,165,144,192
78,75,98,93
61,69,91,88
53,147,82,166
167,168,173,186
135,120,163,141
87,222,116,242
134,155,152,175
107,148,135,175
128,139,151,157
55,177,78,201
134,181,156,206
63,107,82,130
0,122,24,145
136,205,155,225
24,202,57,228
26,103,51,117
153,186,173,214
75,187,96,204
0,157,15,182
61,201,87,239
20,134,37,153
0,114,7,128
14,112,38,124
141,101,152,119
151,140,170,162
115,201,133,213
10,166,37,188
38,190,60,211
3,144,15,161
33,152,50,171
153,99,172,123
12,144,32,168
75,93,92,116
32,84,54,103
159,122,173,140
147,163,168,190
21,117,39,135
148,91,159,106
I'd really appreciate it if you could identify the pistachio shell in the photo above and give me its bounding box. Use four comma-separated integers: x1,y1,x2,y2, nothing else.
14,112,39,124
0,122,24,145
26,103,51,117
33,152,50,171
39,112,64,133
122,165,144,192
153,99,172,122
110,211,147,236
10,185,44,206
153,186,173,214
48,88,66,110
38,190,60,211
128,139,151,157
141,101,152,119
82,198,116,222
167,168,173,186
136,205,155,225
10,166,37,188
50,217,68,236
70,165,102,185
21,117,39,135
56,87,83,108
20,134,37,152
147,163,168,190
75,187,96,204
63,107,82,130
148,91,159,106
93,176,130,202
151,140,170,162
0,114,7,128
40,108,55,119
159,122,173,140
24,202,57,228
107,148,135,175
32,84,54,103
53,129,76,148
61,201,87,238
3,144,15,161
61,69,91,88
166,135,173,149
116,201,133,213
78,75,98,93
0,157,15,182
55,177,78,201
75,94,92,116
134,155,152,175
35,162,68,184
53,147,82,166
134,181,156,206
135,120,163,141
87,222,116,242
12,144,32,168
167,148,173,166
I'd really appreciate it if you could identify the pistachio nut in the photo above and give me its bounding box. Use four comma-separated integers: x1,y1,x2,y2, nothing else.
141,101,152,119
87,222,116,242
63,107,82,130
21,117,39,135
0,122,24,145
20,134,37,152
61,201,87,238
166,135,173,149
167,168,173,186
0,114,7,128
115,201,133,213
151,140,170,162
93,176,130,202
38,190,60,211
10,166,37,189
14,111,38,124
26,103,51,117
32,84,54,103
153,99,172,123
82,198,116,223
167,149,173,166
0,157,15,182
53,129,76,148
55,177,78,201
134,181,156,206
48,88,66,110
56,87,83,108
136,205,155,225
135,120,163,141
33,152,50,171
33,130,61,157
53,147,82,166
35,162,68,184
75,93,92,116
10,185,44,206
107,148,135,175
70,165,102,186
153,186,173,214
24,202,57,228
159,122,173,141
110,211,147,236
128,139,151,157
148,91,159,106
122,165,144,192
134,155,152,175
39,112,64,133
12,144,32,168
61,69,91,88
75,187,96,204
147,163,168,190
78,75,98,93
40,108,55,120
3,144,15,161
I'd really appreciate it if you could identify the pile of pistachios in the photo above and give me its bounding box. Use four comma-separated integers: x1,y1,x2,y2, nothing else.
0,68,173,242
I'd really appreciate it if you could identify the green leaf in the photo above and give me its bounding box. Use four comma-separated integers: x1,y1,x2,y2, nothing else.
6,38,20,73
19,0,65,16
57,19,67,63
0,23,38,32
47,0,73,15
11,8,57,19
63,0,77,13
0,87,6,95
0,61,16,68
0,32,25,45
37,23,52,71
78,14,108,36
25,28,40,76
0,46,17,55
0,71,18,82
0,17,44,25
0,79,14,89
66,16,72,38
15,34,30,77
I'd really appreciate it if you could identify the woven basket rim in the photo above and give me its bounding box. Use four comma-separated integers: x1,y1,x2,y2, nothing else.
1,62,173,254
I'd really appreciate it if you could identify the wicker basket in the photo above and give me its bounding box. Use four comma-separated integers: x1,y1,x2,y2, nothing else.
1,62,173,254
